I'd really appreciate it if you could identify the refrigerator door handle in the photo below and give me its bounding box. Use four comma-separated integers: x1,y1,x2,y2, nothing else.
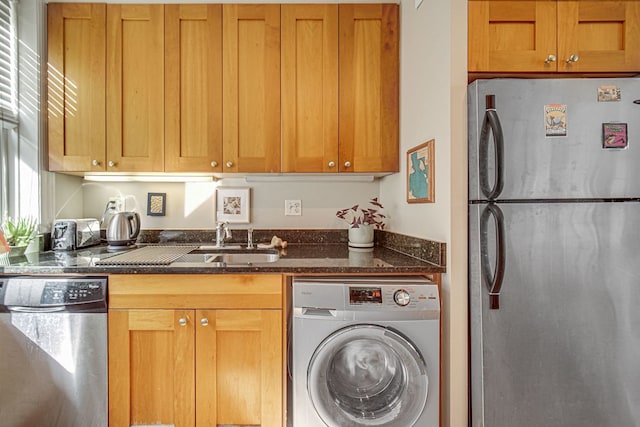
480,203,506,309
479,95,505,200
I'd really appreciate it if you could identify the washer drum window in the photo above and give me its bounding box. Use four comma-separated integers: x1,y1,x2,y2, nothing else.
307,324,429,427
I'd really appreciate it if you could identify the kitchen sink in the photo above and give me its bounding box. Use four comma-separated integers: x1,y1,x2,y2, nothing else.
172,248,280,266
218,252,279,264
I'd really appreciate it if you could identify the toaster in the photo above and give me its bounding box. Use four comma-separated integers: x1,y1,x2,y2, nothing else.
51,219,101,251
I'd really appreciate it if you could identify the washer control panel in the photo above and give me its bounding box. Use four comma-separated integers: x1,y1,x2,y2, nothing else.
293,276,440,319
348,284,438,311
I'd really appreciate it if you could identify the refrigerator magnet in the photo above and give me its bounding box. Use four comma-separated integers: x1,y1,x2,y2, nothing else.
597,85,621,102
544,104,567,137
602,123,628,149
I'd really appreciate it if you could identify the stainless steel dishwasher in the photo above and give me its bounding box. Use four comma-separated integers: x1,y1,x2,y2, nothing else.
0,276,108,427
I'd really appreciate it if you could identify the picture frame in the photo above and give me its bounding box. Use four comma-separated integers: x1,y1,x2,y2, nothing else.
407,139,435,203
216,187,251,223
147,192,166,216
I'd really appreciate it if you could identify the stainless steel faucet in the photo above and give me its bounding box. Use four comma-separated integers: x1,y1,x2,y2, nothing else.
215,221,231,247
247,228,254,249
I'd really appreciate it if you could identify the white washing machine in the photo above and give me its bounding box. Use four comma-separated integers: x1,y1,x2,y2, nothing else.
291,276,440,427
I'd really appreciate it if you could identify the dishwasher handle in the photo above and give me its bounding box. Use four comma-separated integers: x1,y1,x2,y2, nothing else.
6,305,68,313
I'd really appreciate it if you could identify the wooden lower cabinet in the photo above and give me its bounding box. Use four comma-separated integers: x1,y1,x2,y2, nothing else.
108,274,283,427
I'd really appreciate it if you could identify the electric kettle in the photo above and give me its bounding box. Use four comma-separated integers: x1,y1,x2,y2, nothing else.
106,212,140,247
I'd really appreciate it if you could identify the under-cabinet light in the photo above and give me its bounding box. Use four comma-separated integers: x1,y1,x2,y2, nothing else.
83,174,215,183
244,174,378,183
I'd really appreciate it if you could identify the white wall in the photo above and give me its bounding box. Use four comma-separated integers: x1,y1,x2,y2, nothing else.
58,177,381,230
379,0,468,426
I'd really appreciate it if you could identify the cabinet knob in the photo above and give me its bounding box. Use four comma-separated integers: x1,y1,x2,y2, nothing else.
566,54,579,64
179,318,187,326
225,161,233,168
210,161,218,168
343,161,351,168
108,160,116,168
328,161,336,168
200,318,209,326
92,159,100,166
544,54,556,64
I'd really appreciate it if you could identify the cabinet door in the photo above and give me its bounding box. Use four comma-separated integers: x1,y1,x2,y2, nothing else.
165,5,223,173
223,5,281,173
47,3,105,172
339,4,399,173
196,309,282,427
557,0,640,72
106,4,164,172
468,0,558,72
109,309,195,427
281,4,338,173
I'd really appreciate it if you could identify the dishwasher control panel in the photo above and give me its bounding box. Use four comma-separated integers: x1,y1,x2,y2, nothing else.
42,280,105,304
0,277,107,311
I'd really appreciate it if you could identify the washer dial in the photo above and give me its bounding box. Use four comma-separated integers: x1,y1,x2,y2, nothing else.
393,289,411,306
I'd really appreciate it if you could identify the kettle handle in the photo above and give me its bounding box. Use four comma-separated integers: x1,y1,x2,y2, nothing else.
127,212,141,240
100,200,117,227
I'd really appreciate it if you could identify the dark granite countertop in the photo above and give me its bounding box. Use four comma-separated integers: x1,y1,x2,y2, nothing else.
0,230,446,276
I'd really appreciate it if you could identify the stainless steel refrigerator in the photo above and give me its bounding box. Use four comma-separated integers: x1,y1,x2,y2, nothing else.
468,77,640,427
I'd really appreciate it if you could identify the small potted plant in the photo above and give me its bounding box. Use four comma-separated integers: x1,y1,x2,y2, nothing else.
1,216,38,257
336,198,386,248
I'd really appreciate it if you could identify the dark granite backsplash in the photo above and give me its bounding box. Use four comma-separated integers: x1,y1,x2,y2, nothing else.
376,230,446,268
137,229,446,268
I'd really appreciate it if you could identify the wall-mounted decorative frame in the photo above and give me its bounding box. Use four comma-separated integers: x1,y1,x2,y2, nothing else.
216,187,251,223
407,139,435,203
147,192,166,216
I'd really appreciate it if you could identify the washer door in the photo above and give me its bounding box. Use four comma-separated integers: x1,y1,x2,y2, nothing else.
307,324,428,427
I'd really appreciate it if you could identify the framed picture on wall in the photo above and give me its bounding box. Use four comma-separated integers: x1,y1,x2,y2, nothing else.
407,139,435,203
147,193,166,216
216,187,251,223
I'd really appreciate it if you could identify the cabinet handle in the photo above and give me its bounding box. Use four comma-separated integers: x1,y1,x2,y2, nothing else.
328,161,336,168
225,161,233,168
343,161,351,168
566,54,579,64
544,54,556,64
92,159,100,166
210,161,218,168
200,318,209,326
108,160,116,168
179,318,187,326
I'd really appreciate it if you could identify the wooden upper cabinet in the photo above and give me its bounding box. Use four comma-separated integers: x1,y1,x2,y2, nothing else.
222,4,281,173
468,0,557,72
165,5,223,173
106,4,164,172
281,4,339,173
557,1,640,72
339,4,399,173
48,3,401,174
469,0,640,73
47,3,106,172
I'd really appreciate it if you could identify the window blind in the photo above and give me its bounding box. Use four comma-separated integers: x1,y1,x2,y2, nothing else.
0,0,17,124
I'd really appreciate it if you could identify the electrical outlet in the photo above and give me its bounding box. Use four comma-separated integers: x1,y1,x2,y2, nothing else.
285,200,302,216
109,196,124,212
